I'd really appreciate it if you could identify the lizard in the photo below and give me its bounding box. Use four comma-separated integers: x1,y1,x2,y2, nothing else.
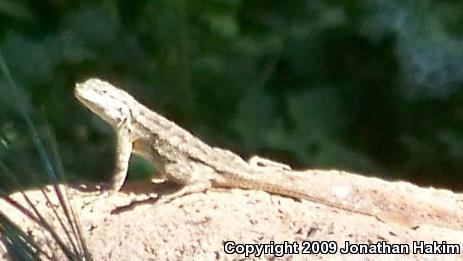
74,78,384,219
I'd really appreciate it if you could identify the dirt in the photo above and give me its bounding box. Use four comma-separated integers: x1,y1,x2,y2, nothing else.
1,169,462,260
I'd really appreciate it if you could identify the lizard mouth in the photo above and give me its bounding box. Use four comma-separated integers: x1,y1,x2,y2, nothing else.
74,91,94,112
74,84,89,103
74,85,102,116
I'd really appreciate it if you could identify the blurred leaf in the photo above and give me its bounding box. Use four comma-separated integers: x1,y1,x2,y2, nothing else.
208,14,239,39
314,140,375,171
366,0,463,99
288,87,349,139
0,0,36,22
0,33,56,86
233,88,277,150
437,130,463,161
65,6,119,49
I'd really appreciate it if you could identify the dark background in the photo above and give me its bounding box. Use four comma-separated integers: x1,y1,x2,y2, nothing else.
1,1,463,191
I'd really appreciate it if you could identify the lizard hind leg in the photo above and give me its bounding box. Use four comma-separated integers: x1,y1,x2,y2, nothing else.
248,155,292,171
157,161,213,203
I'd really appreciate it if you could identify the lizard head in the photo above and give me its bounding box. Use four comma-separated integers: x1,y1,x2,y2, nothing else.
75,78,134,127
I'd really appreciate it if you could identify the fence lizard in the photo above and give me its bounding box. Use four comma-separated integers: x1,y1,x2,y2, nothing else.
75,78,383,219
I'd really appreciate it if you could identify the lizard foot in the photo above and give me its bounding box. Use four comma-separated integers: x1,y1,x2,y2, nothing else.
155,182,212,204
248,155,292,171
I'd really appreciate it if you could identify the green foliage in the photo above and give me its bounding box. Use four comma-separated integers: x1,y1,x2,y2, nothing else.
0,53,90,260
1,0,463,189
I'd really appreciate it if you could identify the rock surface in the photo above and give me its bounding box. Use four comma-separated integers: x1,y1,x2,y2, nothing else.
1,169,462,260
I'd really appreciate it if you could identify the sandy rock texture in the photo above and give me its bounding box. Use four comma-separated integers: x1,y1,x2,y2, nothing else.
1,169,462,260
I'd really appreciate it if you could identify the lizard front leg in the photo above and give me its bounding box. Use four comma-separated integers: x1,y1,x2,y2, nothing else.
111,121,133,191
